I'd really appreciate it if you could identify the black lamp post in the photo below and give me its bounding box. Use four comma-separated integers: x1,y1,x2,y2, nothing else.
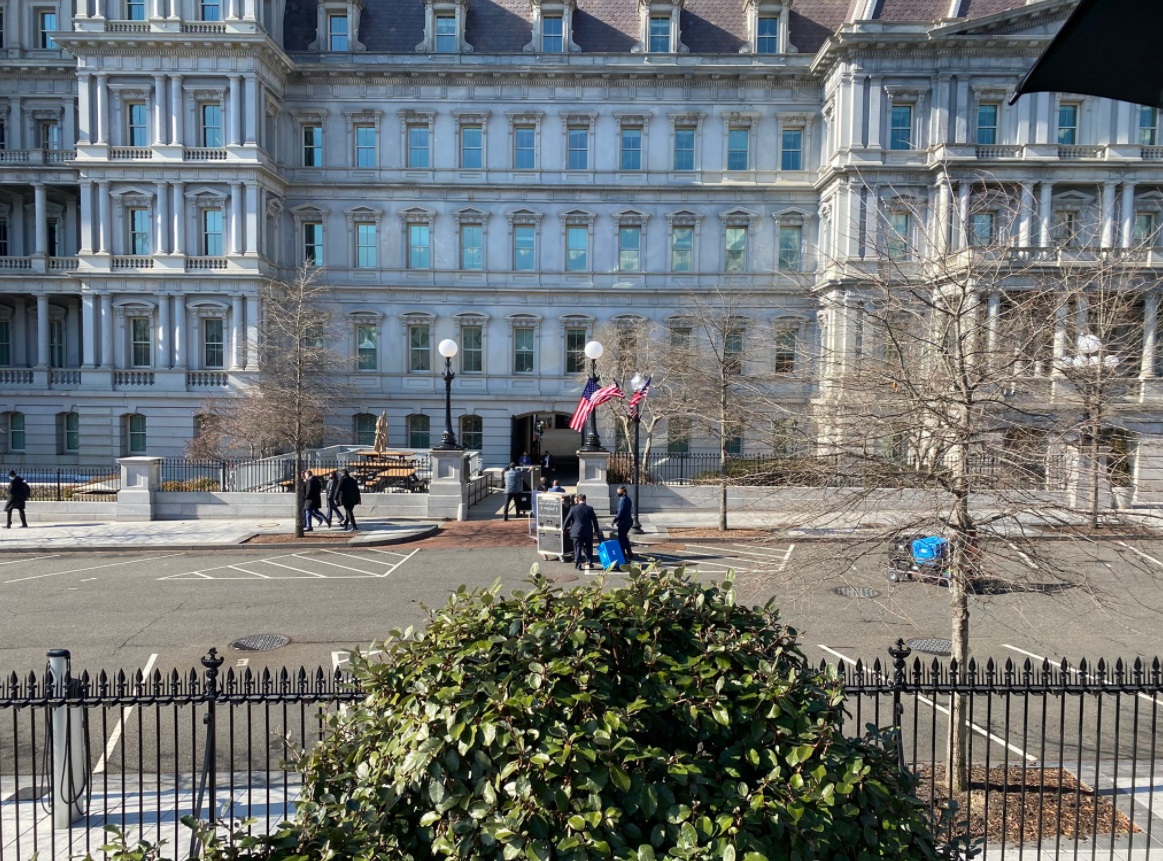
629,372,645,533
580,339,606,452
434,339,461,450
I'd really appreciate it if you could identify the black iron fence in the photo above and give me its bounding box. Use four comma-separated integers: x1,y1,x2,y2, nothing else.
160,454,434,494
11,468,120,502
1,645,1159,859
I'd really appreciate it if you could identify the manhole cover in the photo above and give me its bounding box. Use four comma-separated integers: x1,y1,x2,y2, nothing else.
258,522,281,528
907,637,953,656
833,586,880,599
230,634,291,652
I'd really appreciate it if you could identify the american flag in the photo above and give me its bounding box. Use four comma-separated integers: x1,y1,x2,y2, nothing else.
628,375,652,418
569,380,624,431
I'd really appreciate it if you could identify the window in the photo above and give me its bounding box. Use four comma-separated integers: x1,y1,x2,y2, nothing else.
649,16,670,52
201,104,223,148
725,435,743,456
302,222,323,265
566,226,588,271
621,128,642,171
460,125,482,169
127,0,146,19
1139,107,1158,146
39,10,57,48
1053,211,1078,247
513,126,536,169
127,103,149,147
61,412,79,453
461,225,483,270
39,121,60,151
409,324,431,372
542,15,563,52
354,125,376,167
129,208,151,255
772,418,800,457
670,325,691,348
671,227,693,272
1133,212,1157,246
203,318,224,368
0,121,6,151
328,13,348,50
513,327,534,374
889,105,913,150
565,327,587,374
727,128,749,171
674,127,695,170
200,0,220,21
435,15,456,51
356,324,377,370
202,208,223,256
725,226,747,272
756,16,778,53
461,325,483,373
0,221,7,257
5,412,26,452
460,415,483,451
124,413,146,454
886,212,911,259
49,318,65,368
977,103,999,145
513,226,535,271
774,325,797,373
567,127,588,170
47,220,59,257
408,125,430,167
408,415,431,449
130,317,152,367
1057,103,1079,145
618,227,641,272
408,223,431,269
724,327,744,374
355,223,377,267
778,225,802,270
780,128,802,170
354,413,376,446
0,320,9,365
303,125,323,166
667,417,690,454
969,212,995,247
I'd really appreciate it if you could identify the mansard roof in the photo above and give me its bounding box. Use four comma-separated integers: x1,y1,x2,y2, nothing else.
282,0,1053,56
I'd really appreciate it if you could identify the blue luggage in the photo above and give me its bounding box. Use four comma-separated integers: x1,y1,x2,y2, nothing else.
597,540,626,568
911,536,947,563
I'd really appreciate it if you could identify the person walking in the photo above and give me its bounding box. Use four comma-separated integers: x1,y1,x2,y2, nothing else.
301,470,326,532
324,470,343,527
562,492,602,571
5,470,30,528
502,462,524,521
613,484,635,562
337,468,362,531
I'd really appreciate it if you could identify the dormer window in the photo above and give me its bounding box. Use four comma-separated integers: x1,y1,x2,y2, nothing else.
329,14,348,50
742,0,793,55
637,0,686,54
649,16,670,52
309,0,365,52
756,16,777,53
525,0,577,53
417,0,471,53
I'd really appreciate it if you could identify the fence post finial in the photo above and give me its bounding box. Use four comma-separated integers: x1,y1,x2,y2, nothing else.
201,648,224,698
888,638,912,772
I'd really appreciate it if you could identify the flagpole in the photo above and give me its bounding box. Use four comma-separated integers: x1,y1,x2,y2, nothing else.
629,372,646,533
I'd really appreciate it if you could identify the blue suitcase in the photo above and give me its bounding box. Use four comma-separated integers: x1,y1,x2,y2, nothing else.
597,540,626,568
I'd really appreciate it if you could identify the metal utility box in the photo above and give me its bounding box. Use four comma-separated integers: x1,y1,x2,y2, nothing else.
535,492,572,561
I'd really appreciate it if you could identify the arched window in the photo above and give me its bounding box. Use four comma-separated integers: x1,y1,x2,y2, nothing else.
124,413,147,455
407,414,430,449
354,413,376,447
460,415,483,451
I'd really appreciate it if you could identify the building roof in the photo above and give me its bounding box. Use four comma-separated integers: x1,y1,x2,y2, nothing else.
282,0,1041,55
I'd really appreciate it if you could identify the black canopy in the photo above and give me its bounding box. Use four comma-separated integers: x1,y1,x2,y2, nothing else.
1011,0,1163,109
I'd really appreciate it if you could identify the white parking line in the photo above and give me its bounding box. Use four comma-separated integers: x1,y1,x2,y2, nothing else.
1003,644,1162,707
819,644,1036,761
1117,541,1163,569
779,544,795,572
161,548,419,580
252,557,330,578
684,543,792,560
0,553,61,566
4,553,186,584
94,652,158,774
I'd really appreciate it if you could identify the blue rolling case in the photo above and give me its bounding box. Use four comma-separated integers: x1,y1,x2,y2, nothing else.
597,540,626,568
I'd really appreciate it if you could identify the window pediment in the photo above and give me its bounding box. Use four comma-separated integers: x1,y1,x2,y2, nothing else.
719,208,758,226
291,204,327,223
506,111,544,128
668,111,705,129
453,207,487,226
560,209,595,226
506,208,543,226
346,206,382,223
613,209,649,227
400,207,436,225
561,112,596,129
666,209,703,227
349,310,383,325
291,109,329,124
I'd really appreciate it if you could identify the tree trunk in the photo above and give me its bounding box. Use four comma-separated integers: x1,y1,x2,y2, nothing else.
947,484,972,796
293,448,304,538
1089,405,1101,529
718,386,728,531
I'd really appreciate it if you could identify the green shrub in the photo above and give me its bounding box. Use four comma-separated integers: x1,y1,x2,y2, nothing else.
267,569,948,860
161,477,221,492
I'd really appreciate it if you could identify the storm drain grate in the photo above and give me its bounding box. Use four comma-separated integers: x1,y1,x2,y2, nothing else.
907,637,953,656
230,634,291,652
833,586,880,599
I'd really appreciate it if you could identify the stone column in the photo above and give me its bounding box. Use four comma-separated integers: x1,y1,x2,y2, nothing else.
77,73,92,143
97,181,110,254
100,294,113,367
986,290,1001,361
1018,183,1034,247
243,76,257,144
428,449,469,521
81,293,96,367
244,183,258,253
171,182,184,254
229,181,242,254
1121,182,1137,248
116,457,162,521
152,75,167,146
1141,288,1159,379
228,76,242,146
154,182,169,255
1101,181,1117,249
33,184,48,257
245,294,258,368
933,177,950,254
36,295,49,368
172,294,186,368
231,295,243,369
95,74,109,145
1038,182,1054,248
158,293,171,370
956,182,971,249
1051,301,1068,377
867,79,882,148
169,75,183,146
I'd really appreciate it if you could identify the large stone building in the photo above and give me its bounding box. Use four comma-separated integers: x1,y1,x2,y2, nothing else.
2,0,1161,486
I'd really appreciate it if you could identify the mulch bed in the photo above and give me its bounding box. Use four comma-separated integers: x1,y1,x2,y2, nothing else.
915,765,1139,844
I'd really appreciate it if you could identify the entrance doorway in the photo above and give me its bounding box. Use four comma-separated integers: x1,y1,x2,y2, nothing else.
510,413,579,469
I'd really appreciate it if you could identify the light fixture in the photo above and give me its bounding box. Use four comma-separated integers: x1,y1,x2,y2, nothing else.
438,339,459,359
631,372,645,391
584,340,604,361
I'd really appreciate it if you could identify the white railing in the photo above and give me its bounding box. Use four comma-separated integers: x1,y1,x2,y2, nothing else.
50,370,81,386
0,258,33,270
107,21,150,32
109,147,154,160
975,145,1021,159
184,148,228,161
0,369,34,384
48,257,78,271
44,149,75,163
1142,147,1163,160
0,151,30,163
186,371,229,387
186,257,228,270
1058,145,1104,159
112,256,155,269
114,371,156,386
181,22,227,33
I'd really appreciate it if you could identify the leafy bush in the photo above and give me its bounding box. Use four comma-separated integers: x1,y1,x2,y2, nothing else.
265,569,948,860
161,477,221,492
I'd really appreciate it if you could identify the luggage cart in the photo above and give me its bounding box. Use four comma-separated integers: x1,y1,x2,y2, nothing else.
535,492,573,562
888,534,950,585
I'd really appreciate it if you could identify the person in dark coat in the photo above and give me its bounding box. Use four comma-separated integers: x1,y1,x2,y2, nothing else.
337,468,362,531
562,492,602,571
613,484,635,562
300,471,326,532
5,470,30,528
323,470,342,527
502,463,525,521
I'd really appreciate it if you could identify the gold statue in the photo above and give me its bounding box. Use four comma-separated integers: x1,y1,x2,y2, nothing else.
373,410,388,453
